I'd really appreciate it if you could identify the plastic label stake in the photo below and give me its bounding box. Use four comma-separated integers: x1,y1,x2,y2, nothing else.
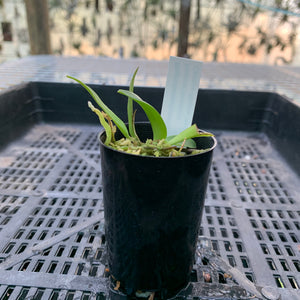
161,56,202,136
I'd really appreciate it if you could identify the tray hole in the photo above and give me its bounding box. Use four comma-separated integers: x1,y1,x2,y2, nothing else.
293,260,300,272
50,198,57,205
42,208,51,216
211,240,219,252
55,246,65,257
2,286,15,300
288,276,299,289
220,228,228,237
274,275,285,288
255,231,263,241
2,242,15,254
278,232,287,242
227,255,236,267
260,244,270,254
279,197,286,204
280,259,290,271
290,233,299,243
19,260,31,272
250,220,258,228
209,228,215,237
64,209,72,217
294,222,300,230
236,242,245,253
46,219,55,227
33,288,45,300
42,248,51,256
86,210,93,217
214,207,221,214
69,247,78,258
256,210,263,217
82,292,92,300
199,227,203,235
15,243,28,254
14,229,25,239
246,209,252,217
69,220,78,227
89,264,98,277
26,230,36,240
33,260,45,272
49,289,60,300
38,230,48,240
76,232,84,243
47,261,58,273
245,272,255,283
266,258,277,270
261,220,269,229
0,206,9,213
218,273,227,284
75,263,85,275
32,207,41,216
272,221,280,230
273,245,282,255
58,219,66,228
267,232,275,241
35,218,44,227
232,229,240,239
17,287,30,299
285,245,295,256
95,248,102,260
240,256,250,268
224,241,232,252
190,269,197,282
61,262,72,274
82,248,91,259
228,218,236,226
1,217,11,225
206,216,213,225
88,234,95,243
76,209,83,217
54,208,61,216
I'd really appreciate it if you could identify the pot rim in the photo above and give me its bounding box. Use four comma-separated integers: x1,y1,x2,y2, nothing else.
97,123,217,159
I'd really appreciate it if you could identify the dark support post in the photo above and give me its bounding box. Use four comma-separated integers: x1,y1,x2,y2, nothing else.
25,0,52,55
177,0,191,57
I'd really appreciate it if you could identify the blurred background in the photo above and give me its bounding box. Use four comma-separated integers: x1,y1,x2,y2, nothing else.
0,0,300,65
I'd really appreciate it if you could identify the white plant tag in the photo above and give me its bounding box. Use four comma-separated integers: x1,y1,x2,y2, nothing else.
161,56,202,136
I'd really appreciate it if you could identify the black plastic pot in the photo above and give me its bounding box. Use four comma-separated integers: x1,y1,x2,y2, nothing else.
99,123,217,298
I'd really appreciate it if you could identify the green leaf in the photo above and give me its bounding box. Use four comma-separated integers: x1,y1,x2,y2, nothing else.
88,101,112,145
128,67,139,138
118,89,167,140
67,75,130,138
166,136,196,148
168,124,213,146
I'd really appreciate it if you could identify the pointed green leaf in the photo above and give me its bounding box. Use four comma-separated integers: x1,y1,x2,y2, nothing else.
88,101,112,145
166,136,196,148
67,75,130,138
128,67,139,138
118,89,167,140
168,124,213,146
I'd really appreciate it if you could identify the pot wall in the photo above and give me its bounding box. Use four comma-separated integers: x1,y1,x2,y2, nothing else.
99,123,216,297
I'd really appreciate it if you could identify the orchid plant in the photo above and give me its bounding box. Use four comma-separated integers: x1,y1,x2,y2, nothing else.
67,68,213,157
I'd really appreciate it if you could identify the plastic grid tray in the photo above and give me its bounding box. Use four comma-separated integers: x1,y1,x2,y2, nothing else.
0,82,299,300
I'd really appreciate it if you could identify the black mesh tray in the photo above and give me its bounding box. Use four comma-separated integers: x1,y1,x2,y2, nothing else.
0,82,299,300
